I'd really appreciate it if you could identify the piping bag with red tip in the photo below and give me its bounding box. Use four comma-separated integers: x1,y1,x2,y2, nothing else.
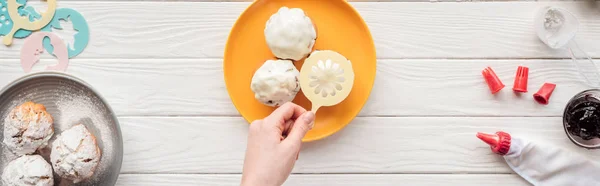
477,131,600,185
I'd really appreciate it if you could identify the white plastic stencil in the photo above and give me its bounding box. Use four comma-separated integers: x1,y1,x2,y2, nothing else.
534,6,600,87
299,50,354,113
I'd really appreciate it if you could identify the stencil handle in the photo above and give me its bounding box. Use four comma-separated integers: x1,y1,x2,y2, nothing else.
311,104,321,113
3,29,16,46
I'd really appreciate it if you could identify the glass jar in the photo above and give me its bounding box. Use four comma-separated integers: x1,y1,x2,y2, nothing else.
563,89,600,149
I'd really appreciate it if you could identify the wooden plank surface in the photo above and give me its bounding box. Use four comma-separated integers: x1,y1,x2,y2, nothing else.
118,116,600,174
0,59,594,116
115,174,531,186
3,2,600,59
3,1,599,185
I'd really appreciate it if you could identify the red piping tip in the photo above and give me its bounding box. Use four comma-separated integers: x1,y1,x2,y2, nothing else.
482,67,505,94
512,66,529,92
533,83,556,105
477,132,499,147
476,131,512,155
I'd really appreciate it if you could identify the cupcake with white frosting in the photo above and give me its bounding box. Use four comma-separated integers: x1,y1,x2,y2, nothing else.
265,7,317,61
3,101,55,156
251,59,300,107
2,155,54,186
50,124,101,183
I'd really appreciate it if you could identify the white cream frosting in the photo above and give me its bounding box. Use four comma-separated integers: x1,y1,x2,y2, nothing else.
264,7,317,61
251,59,300,107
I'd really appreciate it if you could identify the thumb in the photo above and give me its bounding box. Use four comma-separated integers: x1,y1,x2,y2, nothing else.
284,111,315,144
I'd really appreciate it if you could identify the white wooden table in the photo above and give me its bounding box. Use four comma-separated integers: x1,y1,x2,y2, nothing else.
2,1,600,185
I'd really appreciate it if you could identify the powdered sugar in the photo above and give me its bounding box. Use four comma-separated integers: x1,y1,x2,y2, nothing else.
51,124,101,183
53,93,114,184
1,74,122,186
2,155,54,186
3,102,55,156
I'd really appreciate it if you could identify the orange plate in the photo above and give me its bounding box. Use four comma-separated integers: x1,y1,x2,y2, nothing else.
224,0,376,142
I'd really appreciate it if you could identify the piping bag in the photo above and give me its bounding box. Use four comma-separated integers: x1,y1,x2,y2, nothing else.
477,131,600,185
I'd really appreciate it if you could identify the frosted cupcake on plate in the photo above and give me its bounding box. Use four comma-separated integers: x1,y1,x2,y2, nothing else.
251,59,300,107
2,155,54,186
265,7,317,61
3,101,55,156
51,124,101,183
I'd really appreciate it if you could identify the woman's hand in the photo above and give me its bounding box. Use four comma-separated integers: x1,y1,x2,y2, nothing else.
241,102,315,186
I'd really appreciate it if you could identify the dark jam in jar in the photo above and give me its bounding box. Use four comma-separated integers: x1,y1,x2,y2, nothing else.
564,94,600,140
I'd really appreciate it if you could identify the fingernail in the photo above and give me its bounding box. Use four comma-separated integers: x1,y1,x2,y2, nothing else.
303,112,315,129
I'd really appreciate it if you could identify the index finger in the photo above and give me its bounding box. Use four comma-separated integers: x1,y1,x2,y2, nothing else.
264,102,307,130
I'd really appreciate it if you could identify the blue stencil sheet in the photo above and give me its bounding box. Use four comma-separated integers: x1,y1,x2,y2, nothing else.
41,8,89,58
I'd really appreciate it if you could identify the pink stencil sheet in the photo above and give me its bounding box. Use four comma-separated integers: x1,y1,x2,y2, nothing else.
20,32,69,73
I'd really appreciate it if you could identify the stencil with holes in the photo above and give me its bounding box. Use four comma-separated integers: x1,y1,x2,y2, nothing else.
299,50,355,113
2,0,56,46
0,0,36,39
